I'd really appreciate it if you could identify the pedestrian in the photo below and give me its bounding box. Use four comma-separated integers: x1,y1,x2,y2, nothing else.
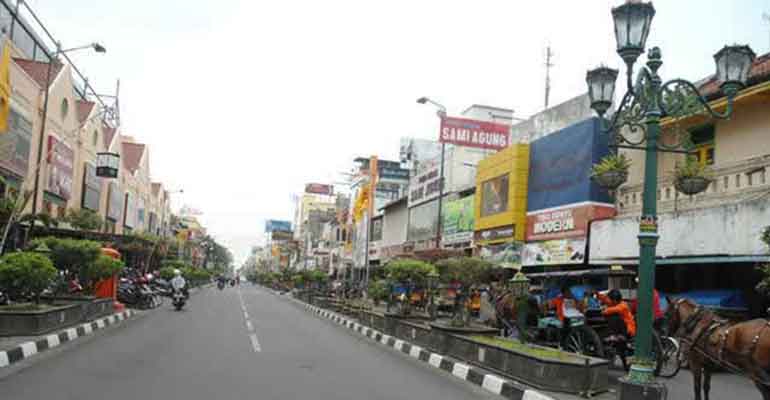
594,289,636,342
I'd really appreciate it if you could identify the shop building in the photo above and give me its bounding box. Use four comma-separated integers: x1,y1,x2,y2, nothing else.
589,52,770,317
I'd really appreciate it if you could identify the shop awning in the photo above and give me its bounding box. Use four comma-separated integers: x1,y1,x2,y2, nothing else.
592,255,770,265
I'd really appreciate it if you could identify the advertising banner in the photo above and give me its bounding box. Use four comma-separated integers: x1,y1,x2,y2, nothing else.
46,135,74,200
479,241,523,269
353,214,368,268
480,174,509,217
408,163,441,208
440,116,510,150
527,117,612,212
0,109,32,177
265,219,292,233
81,163,101,211
522,238,586,266
305,183,333,195
124,192,136,228
107,182,122,221
525,203,616,241
474,225,515,242
442,196,474,244
407,199,438,242
271,230,293,241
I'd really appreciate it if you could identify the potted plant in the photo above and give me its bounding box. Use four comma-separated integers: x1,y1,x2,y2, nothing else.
591,153,631,190
674,156,712,195
384,258,436,317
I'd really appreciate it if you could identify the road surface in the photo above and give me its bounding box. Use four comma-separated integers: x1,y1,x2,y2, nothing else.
0,285,500,400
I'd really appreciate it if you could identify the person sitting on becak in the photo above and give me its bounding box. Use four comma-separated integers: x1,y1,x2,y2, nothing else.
595,289,636,343
548,285,584,342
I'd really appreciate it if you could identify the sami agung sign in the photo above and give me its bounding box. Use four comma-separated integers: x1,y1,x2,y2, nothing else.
440,116,510,150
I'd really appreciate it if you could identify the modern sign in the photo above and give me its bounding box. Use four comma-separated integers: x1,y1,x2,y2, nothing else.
440,116,510,150
474,224,515,242
525,203,616,241
305,183,333,195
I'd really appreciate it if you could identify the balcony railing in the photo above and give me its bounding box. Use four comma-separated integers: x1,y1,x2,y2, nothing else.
616,154,770,216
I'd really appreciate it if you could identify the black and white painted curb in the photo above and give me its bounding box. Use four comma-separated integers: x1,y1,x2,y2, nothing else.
0,310,136,369
295,300,553,400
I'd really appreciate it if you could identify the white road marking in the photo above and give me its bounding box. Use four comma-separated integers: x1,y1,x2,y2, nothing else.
409,345,422,359
243,311,249,319
482,374,505,394
246,320,254,331
523,390,553,400
0,351,8,367
46,334,60,349
429,353,443,368
20,342,37,358
452,363,470,380
249,333,262,352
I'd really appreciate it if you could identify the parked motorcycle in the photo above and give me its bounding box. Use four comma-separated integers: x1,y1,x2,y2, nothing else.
217,280,225,290
172,288,186,311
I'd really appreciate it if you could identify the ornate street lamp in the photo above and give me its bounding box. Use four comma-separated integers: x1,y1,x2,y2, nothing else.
96,152,120,178
585,2,754,396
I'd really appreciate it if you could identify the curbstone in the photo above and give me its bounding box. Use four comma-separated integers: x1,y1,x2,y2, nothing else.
290,299,554,400
0,310,135,369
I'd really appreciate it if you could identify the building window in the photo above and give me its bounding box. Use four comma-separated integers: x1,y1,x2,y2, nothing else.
92,130,98,146
736,174,741,188
724,176,729,190
690,125,715,167
665,188,671,199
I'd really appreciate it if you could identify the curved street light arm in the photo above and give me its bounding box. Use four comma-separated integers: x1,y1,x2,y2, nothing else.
658,78,734,121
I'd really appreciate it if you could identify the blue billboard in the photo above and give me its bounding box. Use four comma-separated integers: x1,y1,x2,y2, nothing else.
265,219,292,233
527,117,612,212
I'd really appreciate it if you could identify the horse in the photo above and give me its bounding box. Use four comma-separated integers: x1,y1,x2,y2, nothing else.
667,297,770,400
490,288,540,339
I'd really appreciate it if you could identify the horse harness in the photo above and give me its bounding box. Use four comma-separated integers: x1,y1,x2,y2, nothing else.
674,299,770,383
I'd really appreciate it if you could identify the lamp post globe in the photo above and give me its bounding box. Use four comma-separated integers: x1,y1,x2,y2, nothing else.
612,1,656,67
714,44,757,96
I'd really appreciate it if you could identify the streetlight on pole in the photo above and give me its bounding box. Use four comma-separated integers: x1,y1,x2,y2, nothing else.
585,2,754,397
30,41,106,220
416,97,447,249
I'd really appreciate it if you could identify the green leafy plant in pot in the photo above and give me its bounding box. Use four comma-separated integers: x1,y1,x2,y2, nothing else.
674,155,713,196
591,153,631,191
0,251,57,305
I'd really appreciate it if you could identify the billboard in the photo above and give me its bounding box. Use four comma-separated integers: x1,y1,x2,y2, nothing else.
526,204,616,241
442,196,474,244
407,162,441,208
479,241,523,269
46,135,74,200
265,219,292,233
0,109,32,178
527,117,612,212
480,174,509,217
522,238,586,266
440,116,510,150
271,230,293,241
305,183,333,195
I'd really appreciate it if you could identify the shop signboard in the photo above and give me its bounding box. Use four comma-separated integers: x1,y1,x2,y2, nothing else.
408,163,441,208
46,135,74,200
442,196,474,245
305,183,333,195
525,203,616,241
107,182,122,221
265,219,292,233
81,163,101,211
522,238,586,266
479,241,523,269
272,230,294,241
474,225,515,242
527,117,612,212
440,116,510,150
0,109,32,178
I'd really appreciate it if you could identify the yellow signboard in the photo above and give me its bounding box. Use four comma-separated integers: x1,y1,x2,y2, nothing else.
473,144,529,243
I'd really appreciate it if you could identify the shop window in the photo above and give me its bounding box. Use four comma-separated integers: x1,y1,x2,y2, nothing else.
690,125,715,167
736,174,741,188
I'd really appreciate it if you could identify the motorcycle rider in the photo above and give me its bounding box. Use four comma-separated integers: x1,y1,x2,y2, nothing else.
171,269,189,299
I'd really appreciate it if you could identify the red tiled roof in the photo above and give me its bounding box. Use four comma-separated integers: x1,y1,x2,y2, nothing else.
121,142,145,173
76,100,95,124
699,51,770,98
13,58,63,88
102,124,116,151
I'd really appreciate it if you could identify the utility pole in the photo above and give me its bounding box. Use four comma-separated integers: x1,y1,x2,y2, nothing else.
544,45,554,109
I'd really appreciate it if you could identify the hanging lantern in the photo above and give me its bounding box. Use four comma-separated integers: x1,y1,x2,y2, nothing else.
96,152,120,178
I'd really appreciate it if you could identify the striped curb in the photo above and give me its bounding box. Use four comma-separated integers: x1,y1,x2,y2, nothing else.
293,299,554,400
0,310,136,369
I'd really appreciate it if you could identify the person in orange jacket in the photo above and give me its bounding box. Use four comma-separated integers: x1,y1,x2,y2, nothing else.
595,289,636,342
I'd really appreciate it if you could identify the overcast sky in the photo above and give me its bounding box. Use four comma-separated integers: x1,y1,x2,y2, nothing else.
28,0,769,264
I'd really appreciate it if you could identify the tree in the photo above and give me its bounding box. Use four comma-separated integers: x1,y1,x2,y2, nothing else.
384,259,437,316
0,251,57,304
81,255,125,293
31,237,101,275
435,257,494,326
64,209,103,231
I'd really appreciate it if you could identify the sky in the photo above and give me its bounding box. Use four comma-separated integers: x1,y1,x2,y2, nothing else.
25,0,770,265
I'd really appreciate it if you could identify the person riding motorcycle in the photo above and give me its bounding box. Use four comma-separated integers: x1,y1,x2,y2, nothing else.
170,269,189,299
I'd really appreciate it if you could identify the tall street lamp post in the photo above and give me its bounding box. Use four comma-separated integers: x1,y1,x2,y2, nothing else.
30,42,106,219
585,2,754,397
416,97,447,249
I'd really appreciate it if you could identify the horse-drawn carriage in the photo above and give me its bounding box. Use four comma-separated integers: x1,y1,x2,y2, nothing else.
495,267,679,376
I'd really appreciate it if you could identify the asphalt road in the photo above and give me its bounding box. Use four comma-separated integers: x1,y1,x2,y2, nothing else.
0,285,500,400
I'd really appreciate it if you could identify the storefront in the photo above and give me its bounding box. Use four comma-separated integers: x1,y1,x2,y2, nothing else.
522,117,615,270
473,144,529,268
0,108,32,198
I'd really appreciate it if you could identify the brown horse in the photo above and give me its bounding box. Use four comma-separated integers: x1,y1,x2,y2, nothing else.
667,297,770,400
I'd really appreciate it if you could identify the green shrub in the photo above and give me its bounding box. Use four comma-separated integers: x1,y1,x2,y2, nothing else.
64,209,103,231
0,251,57,303
384,259,436,284
368,279,388,302
674,156,712,180
435,257,494,286
81,255,124,293
31,237,101,273
159,266,176,280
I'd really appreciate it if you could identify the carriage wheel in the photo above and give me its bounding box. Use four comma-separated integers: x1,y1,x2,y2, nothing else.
657,336,682,378
564,326,605,358
650,331,665,377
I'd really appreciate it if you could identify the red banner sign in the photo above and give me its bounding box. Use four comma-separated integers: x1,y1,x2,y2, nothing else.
440,116,510,150
525,203,616,241
305,183,333,195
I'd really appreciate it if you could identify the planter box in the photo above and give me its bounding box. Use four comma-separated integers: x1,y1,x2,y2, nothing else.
446,334,608,396
0,303,85,336
41,296,114,322
393,319,434,350
361,310,387,332
426,322,498,354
